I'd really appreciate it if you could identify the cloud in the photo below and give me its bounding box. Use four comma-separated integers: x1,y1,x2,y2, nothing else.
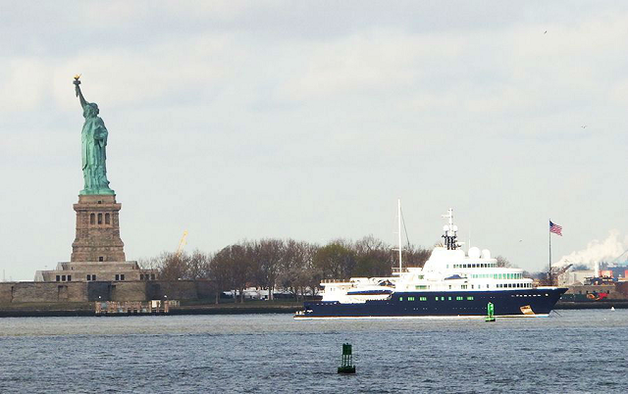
0,58,49,111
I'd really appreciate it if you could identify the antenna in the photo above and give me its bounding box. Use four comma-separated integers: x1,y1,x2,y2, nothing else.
468,230,471,252
398,199,403,273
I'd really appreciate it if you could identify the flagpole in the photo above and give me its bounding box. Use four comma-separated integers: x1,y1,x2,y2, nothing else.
548,219,552,285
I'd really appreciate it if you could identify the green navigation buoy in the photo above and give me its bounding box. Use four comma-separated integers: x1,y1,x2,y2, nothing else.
485,301,496,322
337,343,356,374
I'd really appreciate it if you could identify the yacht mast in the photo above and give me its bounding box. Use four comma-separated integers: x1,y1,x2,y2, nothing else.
398,199,403,273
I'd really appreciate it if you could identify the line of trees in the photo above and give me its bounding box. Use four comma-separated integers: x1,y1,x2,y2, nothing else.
140,236,431,304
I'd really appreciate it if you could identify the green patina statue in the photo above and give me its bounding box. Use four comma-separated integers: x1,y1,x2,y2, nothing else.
73,75,115,195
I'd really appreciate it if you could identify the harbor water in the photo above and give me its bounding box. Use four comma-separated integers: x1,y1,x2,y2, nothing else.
0,310,626,393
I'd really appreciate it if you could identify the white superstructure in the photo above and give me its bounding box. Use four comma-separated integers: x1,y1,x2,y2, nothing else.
320,208,534,304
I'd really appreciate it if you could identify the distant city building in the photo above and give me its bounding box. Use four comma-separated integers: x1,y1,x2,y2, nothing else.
558,269,595,286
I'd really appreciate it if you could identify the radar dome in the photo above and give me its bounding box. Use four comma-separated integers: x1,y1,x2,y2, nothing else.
443,225,449,231
481,249,491,259
468,247,481,259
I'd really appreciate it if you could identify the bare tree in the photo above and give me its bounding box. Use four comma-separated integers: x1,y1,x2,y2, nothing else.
495,255,512,268
230,243,253,303
352,235,393,277
209,248,235,304
404,244,432,268
187,249,211,280
251,239,284,300
313,242,356,280
278,239,321,300
155,251,191,281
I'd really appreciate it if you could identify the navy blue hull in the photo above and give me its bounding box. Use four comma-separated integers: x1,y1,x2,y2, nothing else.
299,288,567,318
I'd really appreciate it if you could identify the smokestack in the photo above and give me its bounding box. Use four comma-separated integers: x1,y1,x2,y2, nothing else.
594,261,600,278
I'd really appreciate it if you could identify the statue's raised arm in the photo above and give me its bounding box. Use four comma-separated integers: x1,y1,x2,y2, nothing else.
73,74,88,109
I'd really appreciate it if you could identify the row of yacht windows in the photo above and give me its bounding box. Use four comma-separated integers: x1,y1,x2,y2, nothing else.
452,263,496,269
413,283,532,290
471,273,523,279
497,283,531,288
400,296,475,302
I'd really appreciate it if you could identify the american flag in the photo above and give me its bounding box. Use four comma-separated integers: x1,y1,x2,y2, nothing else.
549,220,563,236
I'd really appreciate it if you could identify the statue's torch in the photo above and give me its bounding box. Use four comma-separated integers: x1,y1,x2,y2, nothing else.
73,74,81,97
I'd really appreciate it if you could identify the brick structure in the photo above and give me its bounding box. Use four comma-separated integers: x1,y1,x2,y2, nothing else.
71,194,125,262
34,194,156,283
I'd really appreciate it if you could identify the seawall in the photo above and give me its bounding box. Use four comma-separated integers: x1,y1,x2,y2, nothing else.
0,280,214,304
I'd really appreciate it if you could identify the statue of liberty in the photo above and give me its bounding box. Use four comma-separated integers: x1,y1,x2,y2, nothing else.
73,75,114,195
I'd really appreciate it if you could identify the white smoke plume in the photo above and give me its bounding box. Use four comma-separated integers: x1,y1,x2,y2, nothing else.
555,230,627,268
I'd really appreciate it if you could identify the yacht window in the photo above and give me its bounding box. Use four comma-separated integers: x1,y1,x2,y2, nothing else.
420,297,427,301
456,296,463,301
467,296,474,300
435,297,439,301
471,285,474,289
399,297,403,301
408,297,415,301
440,297,445,301
448,297,452,301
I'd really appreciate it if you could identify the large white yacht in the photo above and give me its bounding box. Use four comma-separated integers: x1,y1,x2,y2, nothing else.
296,208,566,318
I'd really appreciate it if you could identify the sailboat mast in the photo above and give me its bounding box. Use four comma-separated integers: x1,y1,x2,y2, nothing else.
398,199,403,273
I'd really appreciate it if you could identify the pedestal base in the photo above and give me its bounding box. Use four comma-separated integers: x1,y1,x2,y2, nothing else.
71,194,126,262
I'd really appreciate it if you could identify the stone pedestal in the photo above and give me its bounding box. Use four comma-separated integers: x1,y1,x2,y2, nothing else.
71,194,126,262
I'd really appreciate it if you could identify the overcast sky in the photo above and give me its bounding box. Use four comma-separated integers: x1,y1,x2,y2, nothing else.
2,1,628,280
